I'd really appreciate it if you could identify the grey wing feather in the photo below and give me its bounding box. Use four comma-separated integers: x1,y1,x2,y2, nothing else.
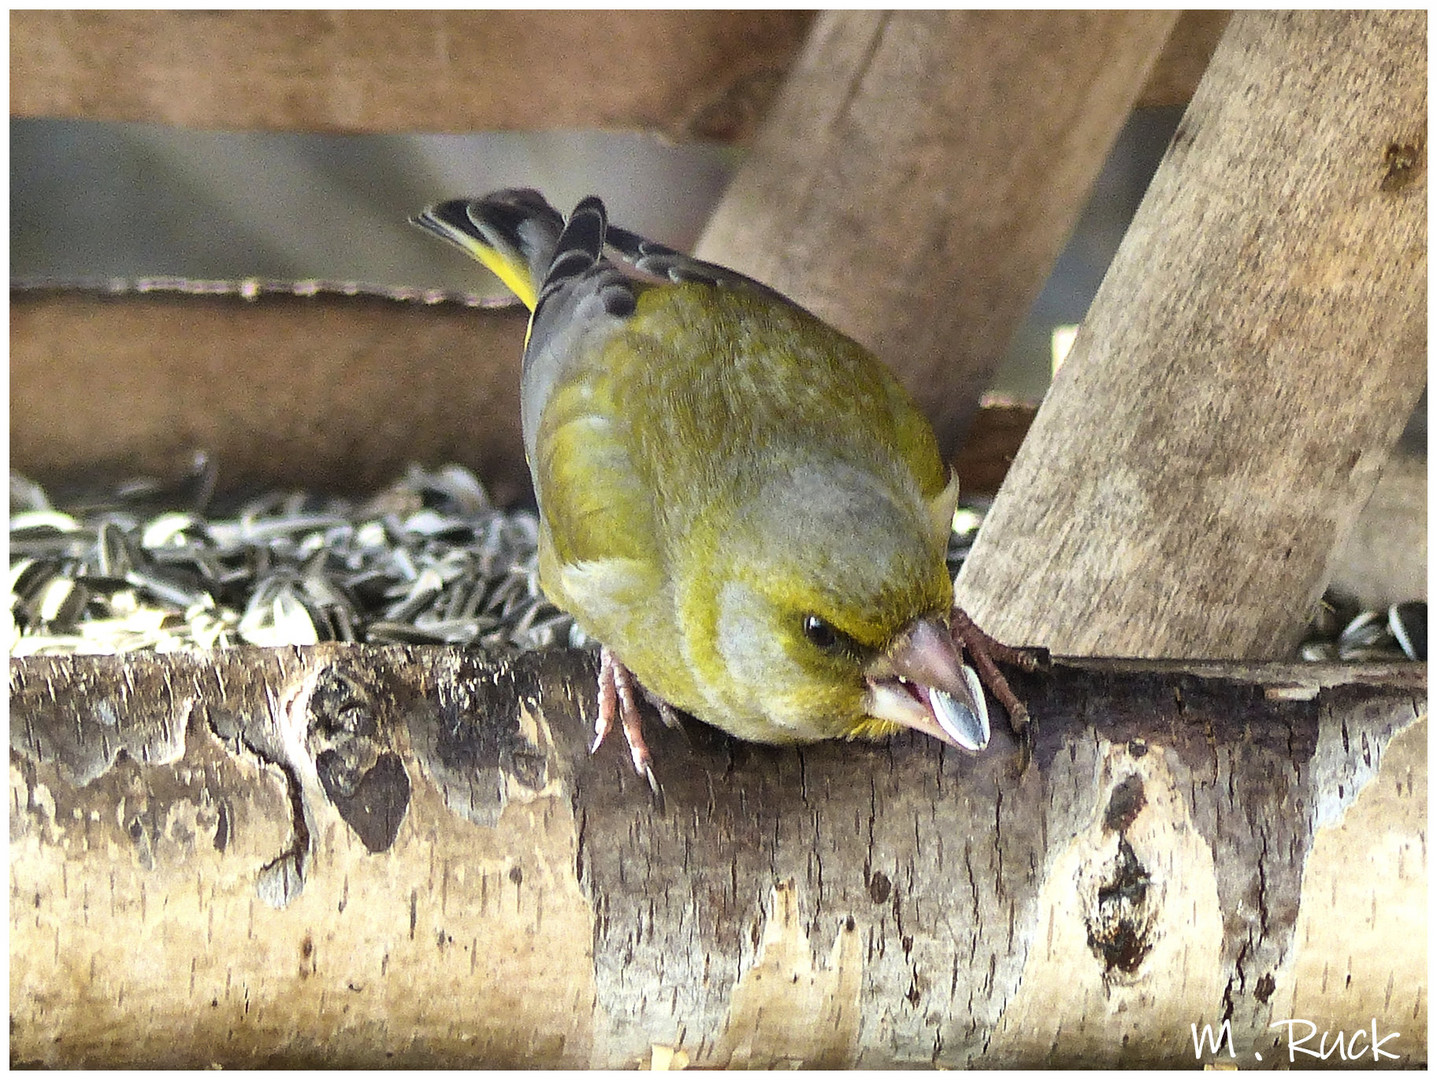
521,197,641,463
603,224,785,302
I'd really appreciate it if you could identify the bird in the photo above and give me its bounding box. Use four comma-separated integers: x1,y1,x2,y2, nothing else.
412,189,1039,789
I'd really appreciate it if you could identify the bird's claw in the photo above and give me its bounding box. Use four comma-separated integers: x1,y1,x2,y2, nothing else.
950,606,1041,740
595,646,666,803
641,761,664,810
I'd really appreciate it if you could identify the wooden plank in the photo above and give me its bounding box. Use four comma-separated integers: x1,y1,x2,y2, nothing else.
8,10,814,139
10,10,1225,137
694,11,1180,456
951,403,1036,497
1327,449,1427,608
957,11,1427,657
9,645,1426,1067
10,291,532,503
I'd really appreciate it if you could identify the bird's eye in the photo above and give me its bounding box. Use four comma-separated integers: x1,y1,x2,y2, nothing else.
802,614,841,652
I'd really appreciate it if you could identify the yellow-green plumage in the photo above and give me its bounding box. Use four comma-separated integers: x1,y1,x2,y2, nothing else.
413,190,981,752
537,284,955,741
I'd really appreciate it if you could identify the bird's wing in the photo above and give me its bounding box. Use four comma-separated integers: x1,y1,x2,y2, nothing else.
603,224,787,303
515,199,673,642
413,192,667,606
530,330,670,644
410,189,564,311
532,367,657,567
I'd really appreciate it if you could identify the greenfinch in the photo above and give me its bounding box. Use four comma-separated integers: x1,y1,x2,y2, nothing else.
413,190,1036,784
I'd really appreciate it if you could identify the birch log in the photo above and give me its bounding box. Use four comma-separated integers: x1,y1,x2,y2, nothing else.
956,10,1427,657
10,646,1426,1067
694,10,1179,455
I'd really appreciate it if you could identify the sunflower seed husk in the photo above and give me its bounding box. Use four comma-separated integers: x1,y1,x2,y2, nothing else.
1388,601,1426,661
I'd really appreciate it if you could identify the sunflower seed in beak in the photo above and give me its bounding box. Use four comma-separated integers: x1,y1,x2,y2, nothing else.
928,665,990,752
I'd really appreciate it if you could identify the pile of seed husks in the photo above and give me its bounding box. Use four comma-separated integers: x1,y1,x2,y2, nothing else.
6,463,1424,662
8,464,575,656
1299,597,1425,663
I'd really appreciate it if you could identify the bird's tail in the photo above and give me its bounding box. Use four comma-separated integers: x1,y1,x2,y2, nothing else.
409,188,567,311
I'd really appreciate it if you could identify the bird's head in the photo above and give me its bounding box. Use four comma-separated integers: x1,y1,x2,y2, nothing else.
680,457,991,752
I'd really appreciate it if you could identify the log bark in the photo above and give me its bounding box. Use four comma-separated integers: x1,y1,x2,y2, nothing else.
956,10,1427,657
694,10,1179,455
10,646,1426,1067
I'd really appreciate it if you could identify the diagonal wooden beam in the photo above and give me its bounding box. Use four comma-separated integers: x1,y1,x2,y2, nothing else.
957,10,1426,658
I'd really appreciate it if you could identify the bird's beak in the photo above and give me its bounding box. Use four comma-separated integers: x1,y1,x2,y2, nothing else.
863,616,990,753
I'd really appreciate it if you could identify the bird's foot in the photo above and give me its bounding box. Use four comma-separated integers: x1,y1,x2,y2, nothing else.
949,607,1047,739
594,645,663,798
